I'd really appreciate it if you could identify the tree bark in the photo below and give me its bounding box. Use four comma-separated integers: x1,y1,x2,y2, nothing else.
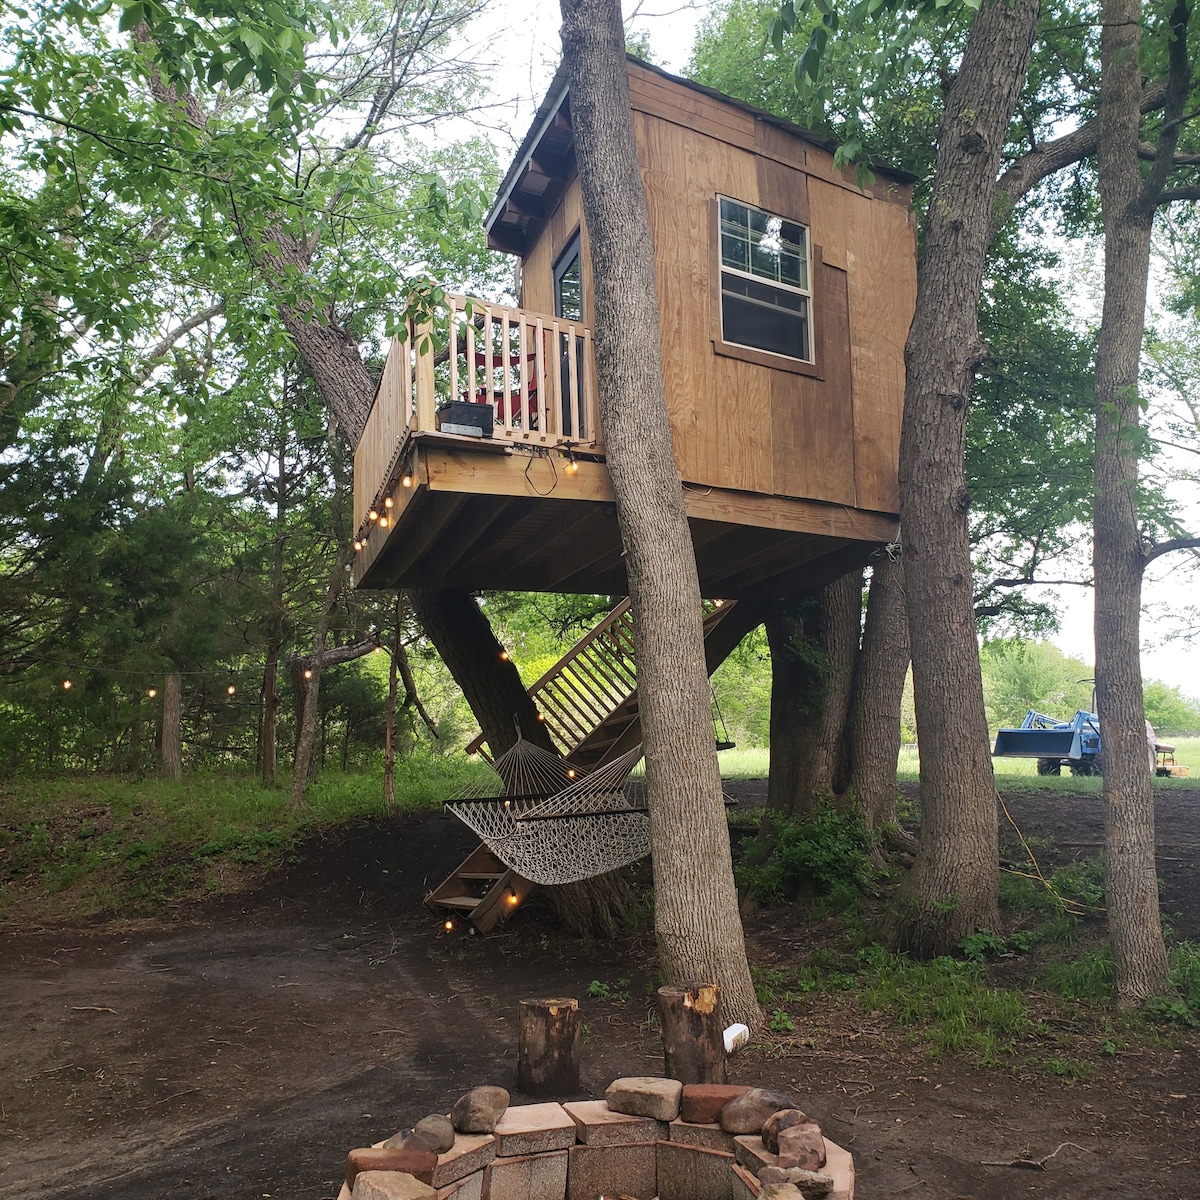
811,569,863,803
384,596,401,811
764,597,824,821
658,982,727,1085
161,671,182,780
1093,0,1170,1003
517,998,581,1095
848,556,911,835
261,641,279,787
408,588,556,756
890,0,1040,955
561,0,759,1029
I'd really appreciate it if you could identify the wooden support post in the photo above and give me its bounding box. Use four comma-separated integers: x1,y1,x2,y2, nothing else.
517,997,581,1095
658,981,726,1084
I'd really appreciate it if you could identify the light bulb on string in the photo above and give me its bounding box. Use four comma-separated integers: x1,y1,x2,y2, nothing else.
443,919,454,932
368,508,379,522
303,668,313,680
147,688,157,699
226,684,236,696
384,496,394,509
401,473,413,488
499,650,509,661
379,515,389,529
62,679,72,690
353,539,363,552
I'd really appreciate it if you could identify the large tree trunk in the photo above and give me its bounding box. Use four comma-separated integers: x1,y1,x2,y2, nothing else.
384,596,401,811
261,640,280,787
408,588,556,756
561,0,758,1028
810,570,863,803
161,671,183,780
764,598,824,821
1094,0,1170,1003
848,556,911,835
890,0,1040,956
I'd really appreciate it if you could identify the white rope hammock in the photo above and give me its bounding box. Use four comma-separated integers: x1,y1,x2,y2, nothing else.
446,742,650,885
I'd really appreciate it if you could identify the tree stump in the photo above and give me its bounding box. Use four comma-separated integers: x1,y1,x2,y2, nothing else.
658,981,726,1084
517,997,581,1095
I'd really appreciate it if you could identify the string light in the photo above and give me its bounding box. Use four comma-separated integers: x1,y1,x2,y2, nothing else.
226,684,237,696
536,712,546,722
303,668,313,680
62,679,72,690
499,650,509,661
368,508,379,521
353,539,363,551
383,496,394,509
443,919,454,932
567,451,578,473
147,688,157,698
401,473,413,488
508,887,518,905
567,768,576,779
379,515,390,529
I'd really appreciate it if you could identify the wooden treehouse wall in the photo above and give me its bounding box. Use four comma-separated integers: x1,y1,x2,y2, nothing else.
520,62,916,517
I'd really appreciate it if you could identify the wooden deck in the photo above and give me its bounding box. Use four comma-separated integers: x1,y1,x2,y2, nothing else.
352,294,899,601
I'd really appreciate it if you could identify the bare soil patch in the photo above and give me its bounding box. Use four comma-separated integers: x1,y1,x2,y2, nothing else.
2,786,1198,1200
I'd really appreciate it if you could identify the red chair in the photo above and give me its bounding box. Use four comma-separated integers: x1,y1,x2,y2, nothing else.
470,349,539,428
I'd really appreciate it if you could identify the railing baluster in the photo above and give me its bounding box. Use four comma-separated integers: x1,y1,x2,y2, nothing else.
534,317,546,442
501,311,512,430
566,322,579,444
448,300,458,411
518,316,530,439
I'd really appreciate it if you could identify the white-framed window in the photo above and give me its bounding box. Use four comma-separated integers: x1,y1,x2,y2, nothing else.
718,196,812,363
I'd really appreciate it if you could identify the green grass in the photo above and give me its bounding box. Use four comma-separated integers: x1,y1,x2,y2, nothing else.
0,753,492,922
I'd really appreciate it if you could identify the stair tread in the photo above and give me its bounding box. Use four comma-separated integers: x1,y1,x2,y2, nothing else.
433,897,484,909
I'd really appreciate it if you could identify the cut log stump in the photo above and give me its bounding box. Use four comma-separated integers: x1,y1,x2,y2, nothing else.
517,997,581,1095
658,982,726,1085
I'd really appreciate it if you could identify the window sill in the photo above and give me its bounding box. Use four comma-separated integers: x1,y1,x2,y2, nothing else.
711,338,823,379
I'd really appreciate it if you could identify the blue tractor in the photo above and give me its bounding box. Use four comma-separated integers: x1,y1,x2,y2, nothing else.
993,709,1104,776
993,709,1180,776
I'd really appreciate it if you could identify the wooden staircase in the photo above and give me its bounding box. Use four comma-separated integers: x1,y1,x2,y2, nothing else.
425,599,738,932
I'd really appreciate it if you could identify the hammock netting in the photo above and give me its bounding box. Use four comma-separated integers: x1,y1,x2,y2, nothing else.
445,740,650,885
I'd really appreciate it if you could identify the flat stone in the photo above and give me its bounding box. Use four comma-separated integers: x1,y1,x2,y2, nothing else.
776,1124,825,1171
347,1148,437,1188
759,1185,805,1200
605,1076,683,1121
823,1138,855,1200
668,1118,738,1153
567,1141,657,1200
681,1083,750,1125
351,1171,437,1200
762,1109,810,1154
730,1162,762,1200
432,1134,497,1188
492,1102,576,1157
656,1139,735,1200
760,1166,834,1197
382,1129,443,1155
483,1150,568,1200
720,1089,798,1135
733,1134,778,1175
416,1115,457,1154
435,1169,483,1200
562,1099,665,1146
451,1086,509,1134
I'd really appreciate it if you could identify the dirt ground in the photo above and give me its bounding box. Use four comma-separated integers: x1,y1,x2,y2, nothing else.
2,784,1199,1200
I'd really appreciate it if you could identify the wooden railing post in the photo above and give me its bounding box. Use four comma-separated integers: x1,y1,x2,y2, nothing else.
414,317,436,433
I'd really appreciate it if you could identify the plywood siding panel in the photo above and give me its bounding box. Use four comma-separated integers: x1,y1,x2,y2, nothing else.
629,65,755,145
634,110,774,494
771,262,855,505
805,177,852,270
754,157,810,224
846,201,915,512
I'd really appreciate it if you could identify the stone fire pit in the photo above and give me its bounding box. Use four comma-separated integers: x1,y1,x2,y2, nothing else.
337,1077,854,1200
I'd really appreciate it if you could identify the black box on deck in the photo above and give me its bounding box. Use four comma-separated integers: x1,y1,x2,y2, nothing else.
436,400,493,438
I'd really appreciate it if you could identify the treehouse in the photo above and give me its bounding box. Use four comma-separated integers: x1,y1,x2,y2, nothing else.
351,57,916,602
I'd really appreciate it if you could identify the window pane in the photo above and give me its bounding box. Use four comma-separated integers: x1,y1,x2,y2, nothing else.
721,271,811,361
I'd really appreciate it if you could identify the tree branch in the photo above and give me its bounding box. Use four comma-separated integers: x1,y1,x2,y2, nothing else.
135,302,225,384
1143,535,1200,567
1140,0,1192,210
993,79,1169,228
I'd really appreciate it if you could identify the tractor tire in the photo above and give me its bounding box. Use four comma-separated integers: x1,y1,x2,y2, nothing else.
1036,758,1062,776
1070,757,1102,777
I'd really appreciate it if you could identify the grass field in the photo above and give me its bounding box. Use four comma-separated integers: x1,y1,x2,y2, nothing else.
718,737,1200,784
